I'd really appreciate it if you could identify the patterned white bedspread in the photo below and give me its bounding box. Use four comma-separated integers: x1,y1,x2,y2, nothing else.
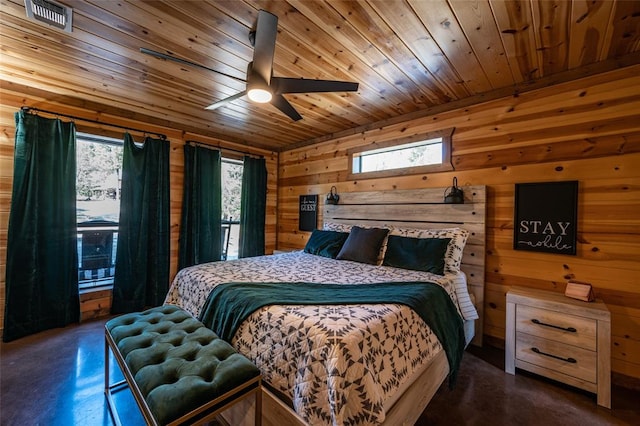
165,251,475,425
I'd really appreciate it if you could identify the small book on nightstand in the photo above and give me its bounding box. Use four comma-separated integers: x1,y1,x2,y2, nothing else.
565,280,595,302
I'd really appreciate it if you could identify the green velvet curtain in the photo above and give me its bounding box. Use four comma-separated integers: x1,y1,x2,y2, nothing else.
238,156,267,258
178,144,222,269
111,134,170,314
3,110,79,342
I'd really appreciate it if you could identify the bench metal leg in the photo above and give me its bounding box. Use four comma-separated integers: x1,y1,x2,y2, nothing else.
105,333,126,426
104,328,158,426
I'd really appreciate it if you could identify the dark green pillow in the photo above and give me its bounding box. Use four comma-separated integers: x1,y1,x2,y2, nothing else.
336,226,390,265
383,235,451,275
304,229,349,258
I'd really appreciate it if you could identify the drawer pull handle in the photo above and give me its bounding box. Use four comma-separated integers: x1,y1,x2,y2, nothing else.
531,347,577,364
531,319,577,333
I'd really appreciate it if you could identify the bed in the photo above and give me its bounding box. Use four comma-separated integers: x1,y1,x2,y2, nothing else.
165,186,486,426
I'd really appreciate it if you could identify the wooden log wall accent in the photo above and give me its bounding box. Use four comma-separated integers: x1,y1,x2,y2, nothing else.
277,64,640,380
0,90,278,331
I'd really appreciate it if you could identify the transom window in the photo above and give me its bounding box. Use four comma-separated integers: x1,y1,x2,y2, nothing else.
348,128,454,179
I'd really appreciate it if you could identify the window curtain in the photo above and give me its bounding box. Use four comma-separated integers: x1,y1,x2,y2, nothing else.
178,144,222,269
238,156,267,258
3,110,79,342
111,134,170,314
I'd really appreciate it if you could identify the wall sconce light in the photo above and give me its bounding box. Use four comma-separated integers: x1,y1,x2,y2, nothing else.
326,186,340,204
444,177,464,204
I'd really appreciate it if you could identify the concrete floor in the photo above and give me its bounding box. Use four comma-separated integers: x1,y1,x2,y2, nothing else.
419,344,640,426
1,318,639,425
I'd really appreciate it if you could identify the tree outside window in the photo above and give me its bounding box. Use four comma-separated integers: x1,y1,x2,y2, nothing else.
76,136,123,223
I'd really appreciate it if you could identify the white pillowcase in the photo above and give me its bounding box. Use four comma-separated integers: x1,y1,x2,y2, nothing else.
323,221,354,233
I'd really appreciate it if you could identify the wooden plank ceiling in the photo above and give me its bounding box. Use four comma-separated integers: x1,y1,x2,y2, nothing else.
1,0,639,151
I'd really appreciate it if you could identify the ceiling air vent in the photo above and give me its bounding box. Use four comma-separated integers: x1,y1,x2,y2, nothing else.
24,0,72,33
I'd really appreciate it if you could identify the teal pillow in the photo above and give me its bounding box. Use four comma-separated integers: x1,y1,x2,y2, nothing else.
304,229,349,258
383,235,451,275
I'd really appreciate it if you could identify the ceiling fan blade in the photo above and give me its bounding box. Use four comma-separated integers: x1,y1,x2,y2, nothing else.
140,48,246,83
205,91,247,110
251,10,278,83
271,94,302,121
272,77,359,94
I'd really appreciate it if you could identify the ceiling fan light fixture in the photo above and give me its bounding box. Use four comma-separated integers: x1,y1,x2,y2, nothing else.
143,10,358,120
247,87,272,103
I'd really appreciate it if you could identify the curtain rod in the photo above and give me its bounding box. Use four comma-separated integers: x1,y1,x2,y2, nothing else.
21,106,167,140
186,140,264,159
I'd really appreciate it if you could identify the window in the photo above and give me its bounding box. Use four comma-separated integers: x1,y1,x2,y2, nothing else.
221,158,243,260
76,133,123,289
348,128,454,179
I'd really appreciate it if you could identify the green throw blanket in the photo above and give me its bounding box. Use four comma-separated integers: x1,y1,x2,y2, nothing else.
198,281,465,385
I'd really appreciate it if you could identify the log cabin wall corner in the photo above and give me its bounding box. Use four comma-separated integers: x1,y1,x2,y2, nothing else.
276,64,640,382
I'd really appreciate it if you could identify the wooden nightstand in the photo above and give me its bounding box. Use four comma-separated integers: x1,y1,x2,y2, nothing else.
505,286,611,408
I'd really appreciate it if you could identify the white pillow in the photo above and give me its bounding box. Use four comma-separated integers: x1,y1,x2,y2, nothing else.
323,221,353,233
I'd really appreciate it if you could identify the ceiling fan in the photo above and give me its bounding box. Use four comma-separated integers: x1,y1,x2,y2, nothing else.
141,10,359,121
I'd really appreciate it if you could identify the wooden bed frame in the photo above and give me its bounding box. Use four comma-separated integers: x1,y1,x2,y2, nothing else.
221,186,486,425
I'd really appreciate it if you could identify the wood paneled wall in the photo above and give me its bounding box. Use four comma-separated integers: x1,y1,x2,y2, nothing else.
1,64,638,383
277,65,640,380
0,90,278,331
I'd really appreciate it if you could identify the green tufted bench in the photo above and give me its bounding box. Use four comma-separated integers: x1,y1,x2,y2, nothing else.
105,304,261,426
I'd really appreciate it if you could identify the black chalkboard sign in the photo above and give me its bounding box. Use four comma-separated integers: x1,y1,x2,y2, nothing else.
513,181,578,255
299,194,318,231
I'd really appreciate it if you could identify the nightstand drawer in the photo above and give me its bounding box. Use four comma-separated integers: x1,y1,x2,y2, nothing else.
516,332,597,383
516,304,596,350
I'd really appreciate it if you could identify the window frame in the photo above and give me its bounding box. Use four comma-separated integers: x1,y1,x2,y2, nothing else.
347,127,454,180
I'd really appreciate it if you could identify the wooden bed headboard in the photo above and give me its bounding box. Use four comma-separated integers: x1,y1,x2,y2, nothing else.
323,186,486,346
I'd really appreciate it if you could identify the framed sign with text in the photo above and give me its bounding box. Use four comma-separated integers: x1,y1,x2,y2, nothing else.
513,181,578,255
299,194,318,231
